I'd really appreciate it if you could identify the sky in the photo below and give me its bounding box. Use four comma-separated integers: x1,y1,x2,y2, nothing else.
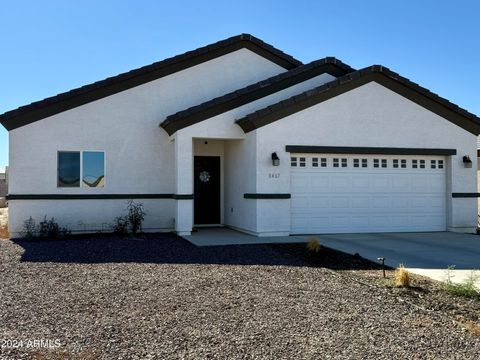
0,0,479,169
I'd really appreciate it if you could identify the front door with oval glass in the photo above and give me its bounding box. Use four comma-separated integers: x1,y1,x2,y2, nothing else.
194,156,220,225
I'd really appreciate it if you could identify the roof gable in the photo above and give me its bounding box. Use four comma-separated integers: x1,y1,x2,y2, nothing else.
236,65,480,135
160,57,354,135
0,34,301,131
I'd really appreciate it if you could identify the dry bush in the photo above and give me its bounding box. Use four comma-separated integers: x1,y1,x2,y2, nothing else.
0,223,8,239
456,316,480,336
394,264,411,288
306,237,321,253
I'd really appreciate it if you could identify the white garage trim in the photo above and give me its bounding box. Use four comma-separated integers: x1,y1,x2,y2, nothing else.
290,153,447,234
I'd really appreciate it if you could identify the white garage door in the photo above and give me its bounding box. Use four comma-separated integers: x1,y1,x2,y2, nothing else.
290,154,447,234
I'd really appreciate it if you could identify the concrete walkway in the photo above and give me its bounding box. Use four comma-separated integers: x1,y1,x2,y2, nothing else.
184,228,480,287
184,228,307,246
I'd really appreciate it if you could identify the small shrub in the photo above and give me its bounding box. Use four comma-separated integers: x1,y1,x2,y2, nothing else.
113,201,147,236
113,215,129,235
22,216,37,239
306,237,321,253
456,316,480,336
444,266,479,298
126,200,146,235
21,216,70,240
38,216,60,238
394,264,411,288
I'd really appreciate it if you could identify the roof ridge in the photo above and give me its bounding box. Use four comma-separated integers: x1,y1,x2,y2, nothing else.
0,34,302,130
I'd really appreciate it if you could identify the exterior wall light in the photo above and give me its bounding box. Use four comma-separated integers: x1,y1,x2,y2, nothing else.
463,155,472,168
271,152,280,166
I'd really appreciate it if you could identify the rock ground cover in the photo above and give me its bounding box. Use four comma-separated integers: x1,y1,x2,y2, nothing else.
0,234,479,359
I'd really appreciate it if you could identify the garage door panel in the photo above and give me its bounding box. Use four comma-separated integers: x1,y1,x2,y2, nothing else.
372,197,390,208
332,197,349,208
290,154,447,234
311,196,329,208
291,196,309,209
351,197,371,209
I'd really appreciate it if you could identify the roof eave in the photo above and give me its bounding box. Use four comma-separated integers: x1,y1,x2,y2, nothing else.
235,68,480,136
0,34,302,131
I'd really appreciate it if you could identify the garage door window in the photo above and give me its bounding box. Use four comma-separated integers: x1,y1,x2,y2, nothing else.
321,158,327,167
438,160,444,169
291,157,297,167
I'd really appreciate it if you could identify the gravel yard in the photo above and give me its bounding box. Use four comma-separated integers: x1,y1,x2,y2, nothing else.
1,234,480,359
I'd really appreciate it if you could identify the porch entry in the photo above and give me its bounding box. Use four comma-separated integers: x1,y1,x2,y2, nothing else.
194,156,221,225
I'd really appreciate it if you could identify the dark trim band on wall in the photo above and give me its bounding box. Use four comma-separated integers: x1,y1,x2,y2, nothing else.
172,194,195,200
6,194,194,200
285,145,457,156
452,193,480,198
244,193,291,199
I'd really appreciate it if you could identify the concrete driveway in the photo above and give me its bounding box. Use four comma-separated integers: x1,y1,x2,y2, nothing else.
303,232,480,287
185,229,480,287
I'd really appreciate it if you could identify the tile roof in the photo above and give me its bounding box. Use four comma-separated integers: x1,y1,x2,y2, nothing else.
160,57,354,135
235,65,480,135
0,34,302,131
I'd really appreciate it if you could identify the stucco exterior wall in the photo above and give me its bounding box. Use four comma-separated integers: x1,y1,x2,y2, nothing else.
253,81,478,234
7,49,285,236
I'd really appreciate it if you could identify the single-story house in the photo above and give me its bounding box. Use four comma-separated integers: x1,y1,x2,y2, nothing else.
1,34,480,237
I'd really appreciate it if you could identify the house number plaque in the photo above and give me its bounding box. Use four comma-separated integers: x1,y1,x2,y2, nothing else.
268,173,280,179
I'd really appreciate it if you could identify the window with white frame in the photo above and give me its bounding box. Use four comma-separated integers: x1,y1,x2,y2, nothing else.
57,151,105,188
291,157,298,167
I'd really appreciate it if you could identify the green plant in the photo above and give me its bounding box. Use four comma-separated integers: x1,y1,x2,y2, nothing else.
113,215,129,234
38,216,60,238
113,201,147,236
21,216,70,240
394,264,411,288
306,237,321,253
126,200,146,235
444,265,479,298
22,216,37,239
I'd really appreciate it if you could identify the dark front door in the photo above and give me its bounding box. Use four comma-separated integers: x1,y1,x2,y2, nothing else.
194,156,221,225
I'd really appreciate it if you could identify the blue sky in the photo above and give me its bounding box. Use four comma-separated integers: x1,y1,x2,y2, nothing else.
1,0,479,170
